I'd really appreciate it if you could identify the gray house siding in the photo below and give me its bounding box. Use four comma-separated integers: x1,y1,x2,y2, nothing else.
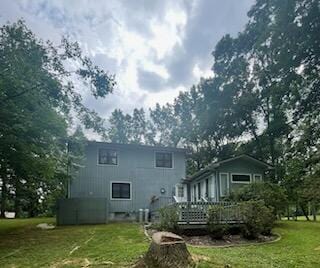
188,156,270,202
69,142,186,217
217,158,265,195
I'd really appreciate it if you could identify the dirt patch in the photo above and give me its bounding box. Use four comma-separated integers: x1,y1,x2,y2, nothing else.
51,258,91,268
51,258,115,268
36,223,55,230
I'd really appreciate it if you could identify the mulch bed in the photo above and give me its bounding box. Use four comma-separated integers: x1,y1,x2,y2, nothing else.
145,227,279,247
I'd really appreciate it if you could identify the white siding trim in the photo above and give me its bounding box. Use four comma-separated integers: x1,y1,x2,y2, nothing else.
110,181,132,200
219,173,229,197
211,174,216,198
231,173,252,184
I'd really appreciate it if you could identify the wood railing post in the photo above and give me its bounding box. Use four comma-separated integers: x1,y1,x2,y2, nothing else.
187,202,190,225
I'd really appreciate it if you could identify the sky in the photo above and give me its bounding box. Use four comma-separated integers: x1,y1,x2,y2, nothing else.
1,0,254,120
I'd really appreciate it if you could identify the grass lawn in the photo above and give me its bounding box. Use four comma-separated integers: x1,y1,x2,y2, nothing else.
0,219,319,267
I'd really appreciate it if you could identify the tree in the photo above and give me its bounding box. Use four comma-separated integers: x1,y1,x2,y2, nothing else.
131,108,147,144
149,103,180,147
107,109,132,144
0,20,115,217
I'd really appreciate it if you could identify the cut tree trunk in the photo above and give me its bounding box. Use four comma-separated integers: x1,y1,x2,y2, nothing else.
135,232,194,268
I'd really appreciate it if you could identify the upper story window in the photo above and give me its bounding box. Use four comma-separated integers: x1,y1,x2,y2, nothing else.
231,173,251,183
98,149,118,165
155,152,173,168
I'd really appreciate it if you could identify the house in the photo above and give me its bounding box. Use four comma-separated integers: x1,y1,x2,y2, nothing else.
57,143,272,225
182,154,274,202
57,141,187,225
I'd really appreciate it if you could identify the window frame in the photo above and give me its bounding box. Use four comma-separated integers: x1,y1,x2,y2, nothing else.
219,172,229,197
110,181,132,200
176,184,184,198
97,148,119,166
253,174,262,182
154,151,174,169
231,173,252,184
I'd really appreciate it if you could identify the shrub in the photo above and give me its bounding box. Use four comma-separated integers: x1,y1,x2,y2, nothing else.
207,205,228,239
230,182,288,217
240,200,276,239
227,224,242,235
159,206,179,231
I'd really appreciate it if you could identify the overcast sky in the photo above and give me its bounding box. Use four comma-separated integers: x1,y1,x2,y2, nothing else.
1,0,254,119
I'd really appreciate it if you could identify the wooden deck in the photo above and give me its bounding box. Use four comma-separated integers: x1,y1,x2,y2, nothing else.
150,199,243,228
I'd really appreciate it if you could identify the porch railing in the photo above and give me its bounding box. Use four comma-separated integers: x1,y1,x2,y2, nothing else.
171,201,242,225
149,196,175,212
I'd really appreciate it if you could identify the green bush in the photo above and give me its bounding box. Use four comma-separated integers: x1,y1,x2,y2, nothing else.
158,206,179,231
240,200,276,239
230,182,288,217
207,205,228,239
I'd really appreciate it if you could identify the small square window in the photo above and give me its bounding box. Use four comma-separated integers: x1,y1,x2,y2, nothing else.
254,174,262,181
155,152,173,168
99,149,118,165
111,183,130,199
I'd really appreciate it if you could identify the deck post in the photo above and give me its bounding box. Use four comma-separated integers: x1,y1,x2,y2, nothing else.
187,202,190,225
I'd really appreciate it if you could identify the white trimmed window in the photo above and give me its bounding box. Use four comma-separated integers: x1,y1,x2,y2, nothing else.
220,173,229,196
111,182,131,199
155,152,173,168
254,174,262,181
98,149,118,165
231,173,251,183
176,185,184,198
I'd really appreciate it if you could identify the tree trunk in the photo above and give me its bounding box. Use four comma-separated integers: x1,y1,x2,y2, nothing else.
14,177,21,218
312,202,317,221
300,203,310,221
0,163,7,218
0,180,7,218
135,232,194,268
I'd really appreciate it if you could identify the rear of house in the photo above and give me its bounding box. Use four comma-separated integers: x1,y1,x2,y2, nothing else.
57,141,187,224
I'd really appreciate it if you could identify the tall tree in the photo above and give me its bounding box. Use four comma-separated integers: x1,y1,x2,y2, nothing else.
0,20,115,217
107,109,132,144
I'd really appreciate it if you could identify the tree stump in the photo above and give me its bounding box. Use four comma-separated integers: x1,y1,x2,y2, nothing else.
135,231,194,268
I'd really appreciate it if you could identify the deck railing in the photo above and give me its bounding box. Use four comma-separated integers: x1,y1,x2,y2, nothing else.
171,201,242,225
149,196,175,212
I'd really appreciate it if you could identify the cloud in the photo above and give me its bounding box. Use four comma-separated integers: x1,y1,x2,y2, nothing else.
137,69,167,92
0,0,254,132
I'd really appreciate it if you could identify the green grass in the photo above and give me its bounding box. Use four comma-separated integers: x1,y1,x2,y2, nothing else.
282,215,320,221
0,219,319,267
192,221,320,268
0,218,148,267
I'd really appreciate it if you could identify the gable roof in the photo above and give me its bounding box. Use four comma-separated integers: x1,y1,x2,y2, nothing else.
88,140,188,153
186,154,273,182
